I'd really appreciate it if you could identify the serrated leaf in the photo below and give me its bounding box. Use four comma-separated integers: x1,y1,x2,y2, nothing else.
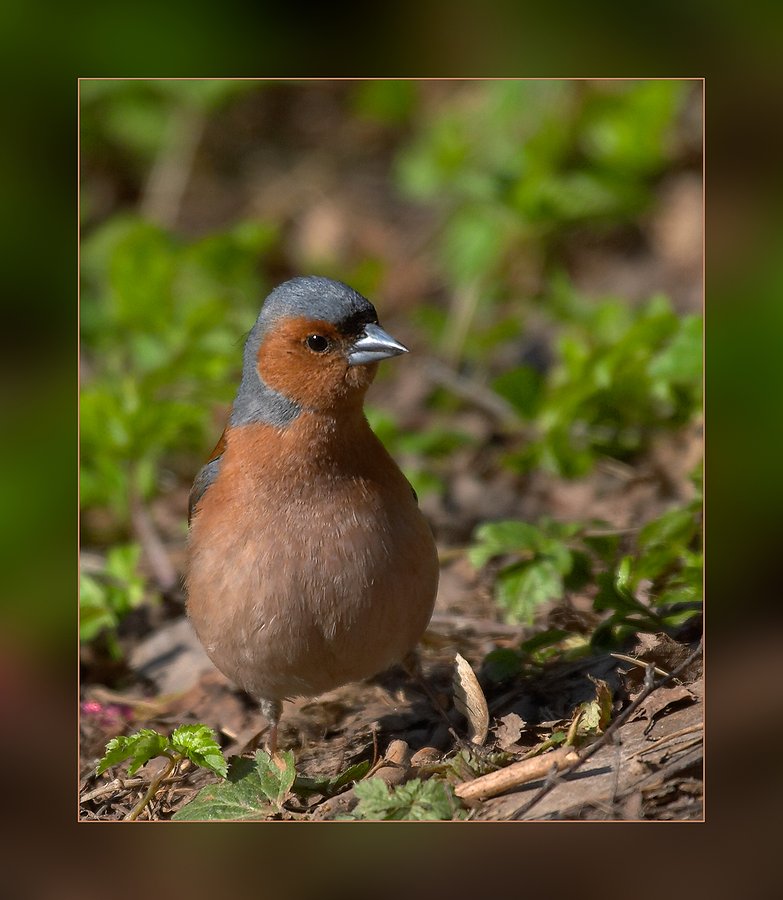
453,653,489,745
96,729,169,776
170,724,228,777
253,750,296,806
172,757,276,821
351,778,466,821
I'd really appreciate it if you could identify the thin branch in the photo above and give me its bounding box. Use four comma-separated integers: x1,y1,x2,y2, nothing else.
125,754,179,821
140,105,205,230
80,773,187,805
423,358,521,426
455,746,579,803
129,481,178,593
507,639,703,819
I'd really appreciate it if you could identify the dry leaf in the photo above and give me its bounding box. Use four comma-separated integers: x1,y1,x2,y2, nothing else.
494,713,526,750
630,684,696,730
453,653,489,746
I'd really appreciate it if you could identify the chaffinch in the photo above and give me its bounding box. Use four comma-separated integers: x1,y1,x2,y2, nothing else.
186,276,440,753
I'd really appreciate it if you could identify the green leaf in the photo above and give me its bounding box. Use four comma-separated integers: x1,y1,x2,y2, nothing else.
481,648,524,683
96,729,170,776
79,574,116,641
496,559,564,625
170,724,228,778
441,206,510,285
468,520,543,568
252,750,297,807
519,628,570,657
350,778,466,821
172,757,277,822
353,80,417,124
638,504,699,552
492,365,543,417
648,315,703,385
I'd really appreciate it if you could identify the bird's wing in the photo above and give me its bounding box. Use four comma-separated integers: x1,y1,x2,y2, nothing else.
188,429,227,524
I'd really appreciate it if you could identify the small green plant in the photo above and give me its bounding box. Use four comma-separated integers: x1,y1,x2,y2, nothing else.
97,724,227,820
396,80,687,363
591,487,703,648
79,543,152,657
497,290,702,477
470,471,702,649
174,750,296,821
347,777,467,821
469,518,592,625
80,215,277,528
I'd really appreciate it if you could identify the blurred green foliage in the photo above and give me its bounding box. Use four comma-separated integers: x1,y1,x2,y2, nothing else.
79,79,701,659
499,286,702,477
79,543,152,656
470,464,702,656
397,80,683,292
81,216,276,524
80,79,256,168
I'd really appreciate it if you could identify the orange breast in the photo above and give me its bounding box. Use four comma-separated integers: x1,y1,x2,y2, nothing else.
186,412,439,702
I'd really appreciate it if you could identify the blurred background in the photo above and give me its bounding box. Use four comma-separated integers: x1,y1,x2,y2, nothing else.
79,79,703,818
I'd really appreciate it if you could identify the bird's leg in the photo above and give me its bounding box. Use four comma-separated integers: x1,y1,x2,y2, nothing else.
260,698,283,758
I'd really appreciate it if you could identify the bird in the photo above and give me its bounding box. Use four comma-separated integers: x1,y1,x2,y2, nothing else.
186,276,440,754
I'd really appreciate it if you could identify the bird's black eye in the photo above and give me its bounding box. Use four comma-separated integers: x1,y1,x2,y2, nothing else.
306,334,330,353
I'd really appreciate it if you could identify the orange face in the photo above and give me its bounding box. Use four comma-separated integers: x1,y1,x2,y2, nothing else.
257,316,378,411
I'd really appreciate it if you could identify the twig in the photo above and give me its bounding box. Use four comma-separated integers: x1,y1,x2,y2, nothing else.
140,104,205,230
80,773,187,805
507,639,703,819
610,652,671,679
627,724,704,761
455,746,579,803
427,612,523,637
609,730,623,810
442,282,481,367
423,358,520,425
125,754,178,821
129,483,178,593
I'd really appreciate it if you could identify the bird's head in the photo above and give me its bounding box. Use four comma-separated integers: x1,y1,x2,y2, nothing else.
231,276,408,426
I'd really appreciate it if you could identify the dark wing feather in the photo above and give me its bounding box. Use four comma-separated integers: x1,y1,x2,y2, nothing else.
188,456,222,524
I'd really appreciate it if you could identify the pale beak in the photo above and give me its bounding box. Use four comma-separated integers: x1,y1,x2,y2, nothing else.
347,322,409,366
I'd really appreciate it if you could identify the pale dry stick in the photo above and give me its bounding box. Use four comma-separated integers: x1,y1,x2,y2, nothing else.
508,640,703,820
366,739,411,788
129,486,178,593
441,282,481,367
423,358,520,426
125,754,179,821
80,773,186,805
627,727,703,761
610,652,670,679
141,104,206,229
455,745,580,803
